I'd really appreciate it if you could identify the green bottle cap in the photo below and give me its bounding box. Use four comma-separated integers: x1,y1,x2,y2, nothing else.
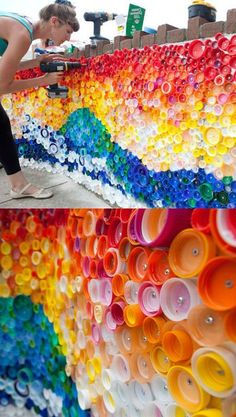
199,183,213,201
217,191,229,205
222,176,233,185
187,198,196,208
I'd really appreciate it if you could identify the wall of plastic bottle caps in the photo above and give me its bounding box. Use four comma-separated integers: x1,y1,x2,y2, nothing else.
0,294,89,417
1,208,236,417
3,33,236,207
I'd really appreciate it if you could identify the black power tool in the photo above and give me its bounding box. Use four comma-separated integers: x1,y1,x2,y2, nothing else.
188,1,216,22
84,12,117,45
40,61,82,98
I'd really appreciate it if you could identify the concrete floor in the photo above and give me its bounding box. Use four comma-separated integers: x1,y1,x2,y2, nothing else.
0,167,110,208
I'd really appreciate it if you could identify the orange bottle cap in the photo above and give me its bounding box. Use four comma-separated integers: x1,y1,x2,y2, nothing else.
169,229,216,278
198,256,236,311
162,330,193,362
123,304,145,327
142,316,166,344
147,249,174,285
187,304,227,346
127,246,151,282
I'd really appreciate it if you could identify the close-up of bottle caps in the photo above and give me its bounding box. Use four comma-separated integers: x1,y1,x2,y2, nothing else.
4,29,236,208
0,208,236,417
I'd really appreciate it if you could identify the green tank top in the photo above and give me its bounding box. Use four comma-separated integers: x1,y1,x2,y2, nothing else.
0,12,33,56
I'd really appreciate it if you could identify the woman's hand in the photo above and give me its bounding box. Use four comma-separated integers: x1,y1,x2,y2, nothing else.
36,53,66,66
40,72,64,86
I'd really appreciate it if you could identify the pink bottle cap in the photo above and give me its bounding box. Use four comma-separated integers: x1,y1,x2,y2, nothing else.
82,256,90,278
135,209,192,248
160,278,200,321
110,301,126,325
91,323,101,344
105,308,117,331
138,281,162,317
100,278,113,306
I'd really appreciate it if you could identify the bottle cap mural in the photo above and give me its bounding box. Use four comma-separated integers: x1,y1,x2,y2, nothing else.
0,208,236,416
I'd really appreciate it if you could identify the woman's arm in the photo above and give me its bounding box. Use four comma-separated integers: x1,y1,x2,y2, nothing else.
1,75,58,94
17,54,66,71
18,58,39,70
0,32,63,94
0,30,31,94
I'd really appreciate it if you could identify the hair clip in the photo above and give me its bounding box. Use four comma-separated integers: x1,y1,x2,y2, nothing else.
55,0,73,6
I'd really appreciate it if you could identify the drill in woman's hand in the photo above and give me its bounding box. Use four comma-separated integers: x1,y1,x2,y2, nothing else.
40,61,82,98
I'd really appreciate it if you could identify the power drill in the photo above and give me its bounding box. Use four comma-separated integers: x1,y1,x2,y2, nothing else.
40,61,82,98
84,12,117,45
188,1,216,22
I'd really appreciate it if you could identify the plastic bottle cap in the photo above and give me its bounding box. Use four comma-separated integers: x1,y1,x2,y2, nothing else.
115,326,133,355
191,345,236,398
191,209,211,234
127,247,151,282
103,390,116,413
150,345,172,375
83,211,97,237
111,354,131,383
110,300,125,325
104,247,126,276
127,210,139,245
162,330,193,362
216,210,236,248
138,281,162,316
97,235,108,259
210,210,236,256
129,380,153,410
224,310,236,342
119,237,134,261
142,316,166,344
136,209,192,248
187,304,226,346
100,278,113,306
105,308,117,331
112,273,129,296
167,366,210,413
198,257,236,311
123,304,145,327
130,352,155,383
189,40,206,60
147,249,173,285
168,229,216,278
160,278,200,321
124,280,140,304
151,374,173,403
78,389,91,410
108,217,127,247
196,352,233,392
205,127,222,145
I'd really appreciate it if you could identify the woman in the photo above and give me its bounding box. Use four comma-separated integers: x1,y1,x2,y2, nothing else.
0,1,79,199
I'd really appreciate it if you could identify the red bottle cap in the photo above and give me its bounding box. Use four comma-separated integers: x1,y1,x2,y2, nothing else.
189,40,206,60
